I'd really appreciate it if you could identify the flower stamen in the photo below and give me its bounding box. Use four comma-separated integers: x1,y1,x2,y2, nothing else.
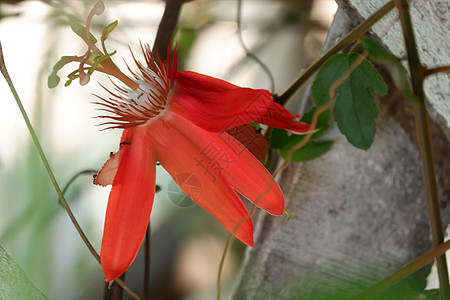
95,45,177,129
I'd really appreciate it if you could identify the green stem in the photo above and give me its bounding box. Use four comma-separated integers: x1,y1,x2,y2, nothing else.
350,239,450,300
0,41,100,265
394,0,450,298
276,0,395,105
62,169,98,195
216,233,235,300
0,42,143,299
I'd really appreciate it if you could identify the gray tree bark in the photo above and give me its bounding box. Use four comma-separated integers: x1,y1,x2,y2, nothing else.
232,1,450,299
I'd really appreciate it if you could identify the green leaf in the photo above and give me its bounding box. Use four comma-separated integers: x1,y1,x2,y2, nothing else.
391,63,417,102
311,54,349,107
70,22,97,44
312,53,387,150
270,107,331,149
270,128,292,149
280,140,334,162
0,245,48,299
414,289,440,299
299,107,331,139
361,35,397,63
362,35,416,102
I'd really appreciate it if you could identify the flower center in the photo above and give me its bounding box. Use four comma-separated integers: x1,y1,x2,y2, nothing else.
96,47,177,130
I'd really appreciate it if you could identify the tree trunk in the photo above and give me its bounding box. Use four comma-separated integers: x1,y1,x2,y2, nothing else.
232,1,450,299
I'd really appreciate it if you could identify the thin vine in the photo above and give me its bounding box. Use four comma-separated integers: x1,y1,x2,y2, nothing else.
0,42,142,300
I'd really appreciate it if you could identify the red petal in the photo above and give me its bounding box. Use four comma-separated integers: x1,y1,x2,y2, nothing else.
226,124,268,163
100,127,156,282
150,116,254,246
171,71,273,132
95,129,135,186
95,151,121,186
258,102,310,133
167,112,285,215
215,132,285,215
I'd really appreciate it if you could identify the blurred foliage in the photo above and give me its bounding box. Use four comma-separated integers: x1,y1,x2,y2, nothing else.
369,265,432,300
0,147,55,290
0,1,107,299
0,245,48,300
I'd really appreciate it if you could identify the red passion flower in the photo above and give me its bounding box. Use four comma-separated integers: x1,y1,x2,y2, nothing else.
50,1,310,282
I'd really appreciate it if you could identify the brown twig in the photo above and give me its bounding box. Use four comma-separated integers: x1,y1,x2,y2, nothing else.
394,0,450,298
423,65,450,77
275,1,395,106
152,0,184,60
142,226,151,300
103,274,126,300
